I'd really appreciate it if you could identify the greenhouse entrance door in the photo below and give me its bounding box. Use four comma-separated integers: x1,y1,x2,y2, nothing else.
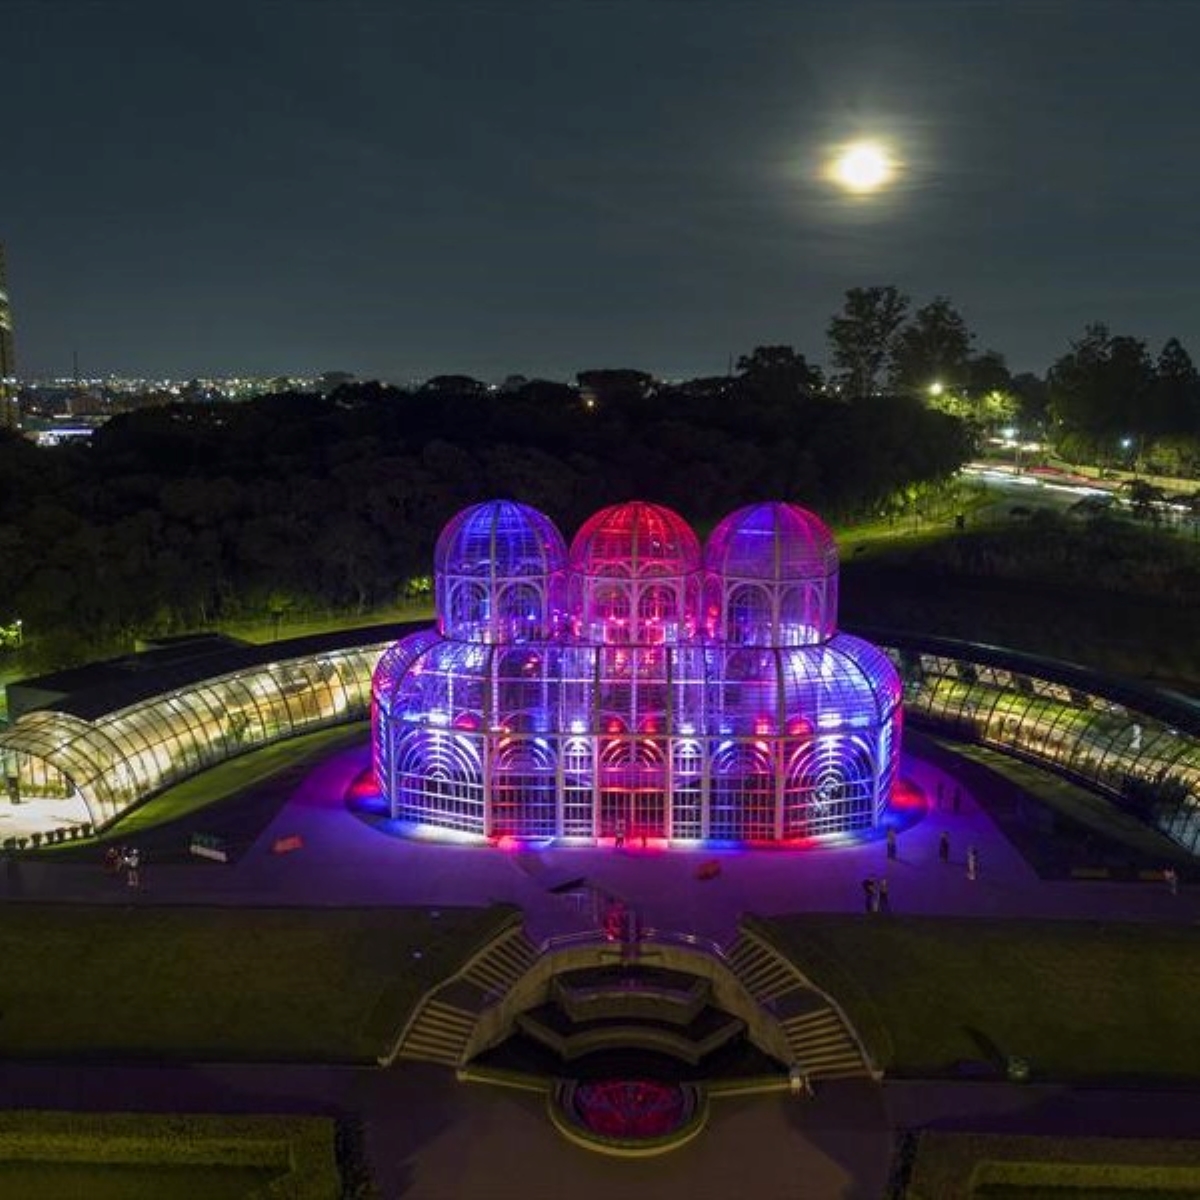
598,737,667,841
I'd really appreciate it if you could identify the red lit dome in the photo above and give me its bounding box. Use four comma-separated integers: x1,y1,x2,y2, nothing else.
567,502,703,644
568,502,701,579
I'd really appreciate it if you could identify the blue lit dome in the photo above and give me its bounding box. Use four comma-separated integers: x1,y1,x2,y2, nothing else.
434,500,567,643
705,502,839,646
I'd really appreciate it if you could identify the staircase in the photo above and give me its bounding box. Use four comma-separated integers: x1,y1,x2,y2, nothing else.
725,932,876,1081
395,926,538,1067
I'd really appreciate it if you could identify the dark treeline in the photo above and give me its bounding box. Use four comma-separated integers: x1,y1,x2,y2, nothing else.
0,373,969,667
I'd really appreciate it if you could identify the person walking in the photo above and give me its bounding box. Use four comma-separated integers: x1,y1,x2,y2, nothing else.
938,831,950,864
886,826,897,860
877,876,891,913
614,818,626,849
966,844,979,882
1164,866,1179,896
861,877,876,914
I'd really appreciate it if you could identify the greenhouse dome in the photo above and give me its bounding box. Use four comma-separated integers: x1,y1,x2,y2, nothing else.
705,501,838,645
567,501,703,645
434,499,567,644
372,499,902,845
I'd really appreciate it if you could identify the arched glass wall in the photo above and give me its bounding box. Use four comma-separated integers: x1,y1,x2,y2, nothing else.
374,500,903,845
0,643,388,838
882,635,1200,854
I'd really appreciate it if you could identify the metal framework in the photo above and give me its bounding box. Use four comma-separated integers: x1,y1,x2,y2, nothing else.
886,635,1200,854
0,645,384,836
373,500,903,844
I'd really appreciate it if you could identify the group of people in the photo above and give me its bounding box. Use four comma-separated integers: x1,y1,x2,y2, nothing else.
861,874,891,913
103,844,142,888
937,829,980,879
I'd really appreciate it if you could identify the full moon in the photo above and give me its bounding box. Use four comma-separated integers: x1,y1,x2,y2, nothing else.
831,141,894,194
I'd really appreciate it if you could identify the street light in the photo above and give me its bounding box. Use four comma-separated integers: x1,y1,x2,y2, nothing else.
1003,427,1022,474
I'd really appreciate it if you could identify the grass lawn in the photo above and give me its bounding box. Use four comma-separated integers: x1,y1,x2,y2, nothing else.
45,723,371,865
0,1163,277,1200
750,914,1200,1082
904,1131,1200,1200
0,904,516,1061
0,1111,342,1200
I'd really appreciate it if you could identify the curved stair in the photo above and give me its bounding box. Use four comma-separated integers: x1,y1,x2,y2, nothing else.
725,931,876,1081
395,926,538,1066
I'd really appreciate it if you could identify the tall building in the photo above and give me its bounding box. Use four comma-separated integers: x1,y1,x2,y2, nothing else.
0,241,17,429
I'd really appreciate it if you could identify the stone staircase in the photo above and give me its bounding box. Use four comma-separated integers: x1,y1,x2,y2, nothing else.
395,926,539,1067
725,932,875,1080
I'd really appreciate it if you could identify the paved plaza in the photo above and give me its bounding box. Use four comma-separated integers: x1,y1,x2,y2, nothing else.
2,736,1198,1198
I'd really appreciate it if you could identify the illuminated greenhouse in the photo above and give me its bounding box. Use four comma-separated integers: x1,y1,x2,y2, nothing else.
372,500,903,845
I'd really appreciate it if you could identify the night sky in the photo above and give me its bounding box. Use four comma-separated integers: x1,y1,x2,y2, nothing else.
7,1,1200,382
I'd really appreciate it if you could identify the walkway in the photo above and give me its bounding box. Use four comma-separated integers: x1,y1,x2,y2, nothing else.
9,742,1197,945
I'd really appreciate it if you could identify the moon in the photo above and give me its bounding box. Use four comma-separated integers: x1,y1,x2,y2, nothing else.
830,141,895,194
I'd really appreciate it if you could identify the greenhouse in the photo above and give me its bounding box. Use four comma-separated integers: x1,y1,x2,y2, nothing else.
0,632,392,839
371,500,904,844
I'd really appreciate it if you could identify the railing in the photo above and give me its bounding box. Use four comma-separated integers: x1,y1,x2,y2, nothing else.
375,908,524,1068
736,918,889,1079
537,926,728,961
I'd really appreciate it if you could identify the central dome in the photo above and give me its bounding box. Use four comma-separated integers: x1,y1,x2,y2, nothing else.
569,501,701,578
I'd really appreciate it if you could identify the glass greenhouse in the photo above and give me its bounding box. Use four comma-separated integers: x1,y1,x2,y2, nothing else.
372,500,904,844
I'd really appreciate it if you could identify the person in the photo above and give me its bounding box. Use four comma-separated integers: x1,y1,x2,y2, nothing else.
967,844,979,882
614,819,626,849
1164,866,1179,896
877,876,891,913
123,846,141,889
861,877,876,914
104,845,122,875
939,831,950,864
886,826,897,860
789,1062,814,1098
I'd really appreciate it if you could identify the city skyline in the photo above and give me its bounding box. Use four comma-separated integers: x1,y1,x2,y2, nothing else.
7,1,1200,381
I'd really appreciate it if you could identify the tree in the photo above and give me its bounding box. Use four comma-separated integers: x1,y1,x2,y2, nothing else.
735,345,823,402
966,349,1013,396
1149,337,1200,437
1047,324,1154,450
420,374,488,397
1010,372,1050,430
575,369,654,406
827,286,909,399
888,296,974,397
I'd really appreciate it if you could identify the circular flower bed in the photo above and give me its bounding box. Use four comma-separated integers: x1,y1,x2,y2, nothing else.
548,1079,708,1157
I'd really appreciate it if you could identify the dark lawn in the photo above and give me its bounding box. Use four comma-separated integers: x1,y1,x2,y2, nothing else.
751,914,1200,1082
0,903,516,1061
